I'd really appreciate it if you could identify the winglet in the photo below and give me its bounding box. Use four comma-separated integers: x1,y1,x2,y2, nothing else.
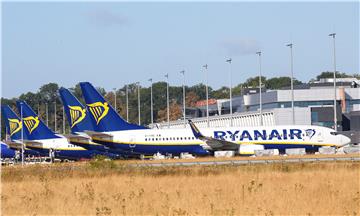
188,120,204,139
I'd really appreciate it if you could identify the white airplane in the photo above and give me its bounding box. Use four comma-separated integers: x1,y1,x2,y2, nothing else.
79,82,351,156
15,101,103,160
58,87,124,158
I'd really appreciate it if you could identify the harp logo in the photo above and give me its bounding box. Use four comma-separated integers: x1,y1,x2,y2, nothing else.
87,102,109,125
305,129,316,139
23,116,40,134
68,105,86,128
8,119,22,136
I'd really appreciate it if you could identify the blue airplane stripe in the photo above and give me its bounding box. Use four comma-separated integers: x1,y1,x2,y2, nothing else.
26,147,95,160
93,139,209,156
69,140,126,156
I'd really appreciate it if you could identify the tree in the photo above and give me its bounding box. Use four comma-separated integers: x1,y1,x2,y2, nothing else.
266,77,302,90
188,84,211,100
39,83,59,103
19,92,41,112
243,76,267,88
69,83,85,105
212,86,229,99
316,71,352,80
186,91,200,107
157,101,182,122
232,84,244,97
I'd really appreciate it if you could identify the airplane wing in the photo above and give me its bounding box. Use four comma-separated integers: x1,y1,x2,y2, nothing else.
22,140,43,148
188,120,239,151
22,140,42,145
83,130,114,140
3,140,23,150
63,133,91,141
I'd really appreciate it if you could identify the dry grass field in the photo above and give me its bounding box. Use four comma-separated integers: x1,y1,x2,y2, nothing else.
1,160,360,215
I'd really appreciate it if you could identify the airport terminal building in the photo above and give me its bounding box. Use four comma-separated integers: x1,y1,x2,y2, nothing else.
156,78,360,143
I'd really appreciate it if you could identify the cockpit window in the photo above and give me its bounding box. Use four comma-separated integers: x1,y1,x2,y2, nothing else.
330,132,338,136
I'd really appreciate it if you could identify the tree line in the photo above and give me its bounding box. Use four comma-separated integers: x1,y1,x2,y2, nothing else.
1,71,359,138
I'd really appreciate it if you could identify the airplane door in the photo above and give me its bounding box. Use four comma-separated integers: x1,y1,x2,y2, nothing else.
129,136,136,149
317,131,324,143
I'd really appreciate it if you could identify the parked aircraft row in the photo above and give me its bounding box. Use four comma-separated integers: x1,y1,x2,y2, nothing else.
1,82,351,160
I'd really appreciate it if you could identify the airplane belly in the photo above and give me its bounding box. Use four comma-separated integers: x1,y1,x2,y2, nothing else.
131,144,209,156
263,144,320,152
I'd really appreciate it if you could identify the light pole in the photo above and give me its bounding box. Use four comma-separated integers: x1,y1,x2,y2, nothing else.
20,102,24,166
63,106,66,134
287,43,295,125
165,73,170,128
226,59,233,127
137,82,141,125
180,70,186,127
54,101,57,132
329,33,337,131
45,102,48,126
113,88,117,113
203,64,210,127
126,84,129,122
148,78,154,125
256,51,263,126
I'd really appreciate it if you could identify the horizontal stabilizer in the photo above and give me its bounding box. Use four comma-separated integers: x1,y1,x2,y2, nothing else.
22,140,42,145
83,130,113,139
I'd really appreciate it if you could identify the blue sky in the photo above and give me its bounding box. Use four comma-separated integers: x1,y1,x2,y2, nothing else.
2,1,359,98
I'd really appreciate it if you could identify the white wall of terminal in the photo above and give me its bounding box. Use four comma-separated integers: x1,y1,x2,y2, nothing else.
243,87,359,106
152,86,358,129
153,107,311,129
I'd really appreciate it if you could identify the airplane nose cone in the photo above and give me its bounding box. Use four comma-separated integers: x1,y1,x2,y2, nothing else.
341,135,351,146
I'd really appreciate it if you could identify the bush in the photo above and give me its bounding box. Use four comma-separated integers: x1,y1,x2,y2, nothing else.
89,155,117,170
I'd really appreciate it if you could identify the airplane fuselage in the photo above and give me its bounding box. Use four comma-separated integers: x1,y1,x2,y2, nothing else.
90,125,350,155
24,136,100,160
